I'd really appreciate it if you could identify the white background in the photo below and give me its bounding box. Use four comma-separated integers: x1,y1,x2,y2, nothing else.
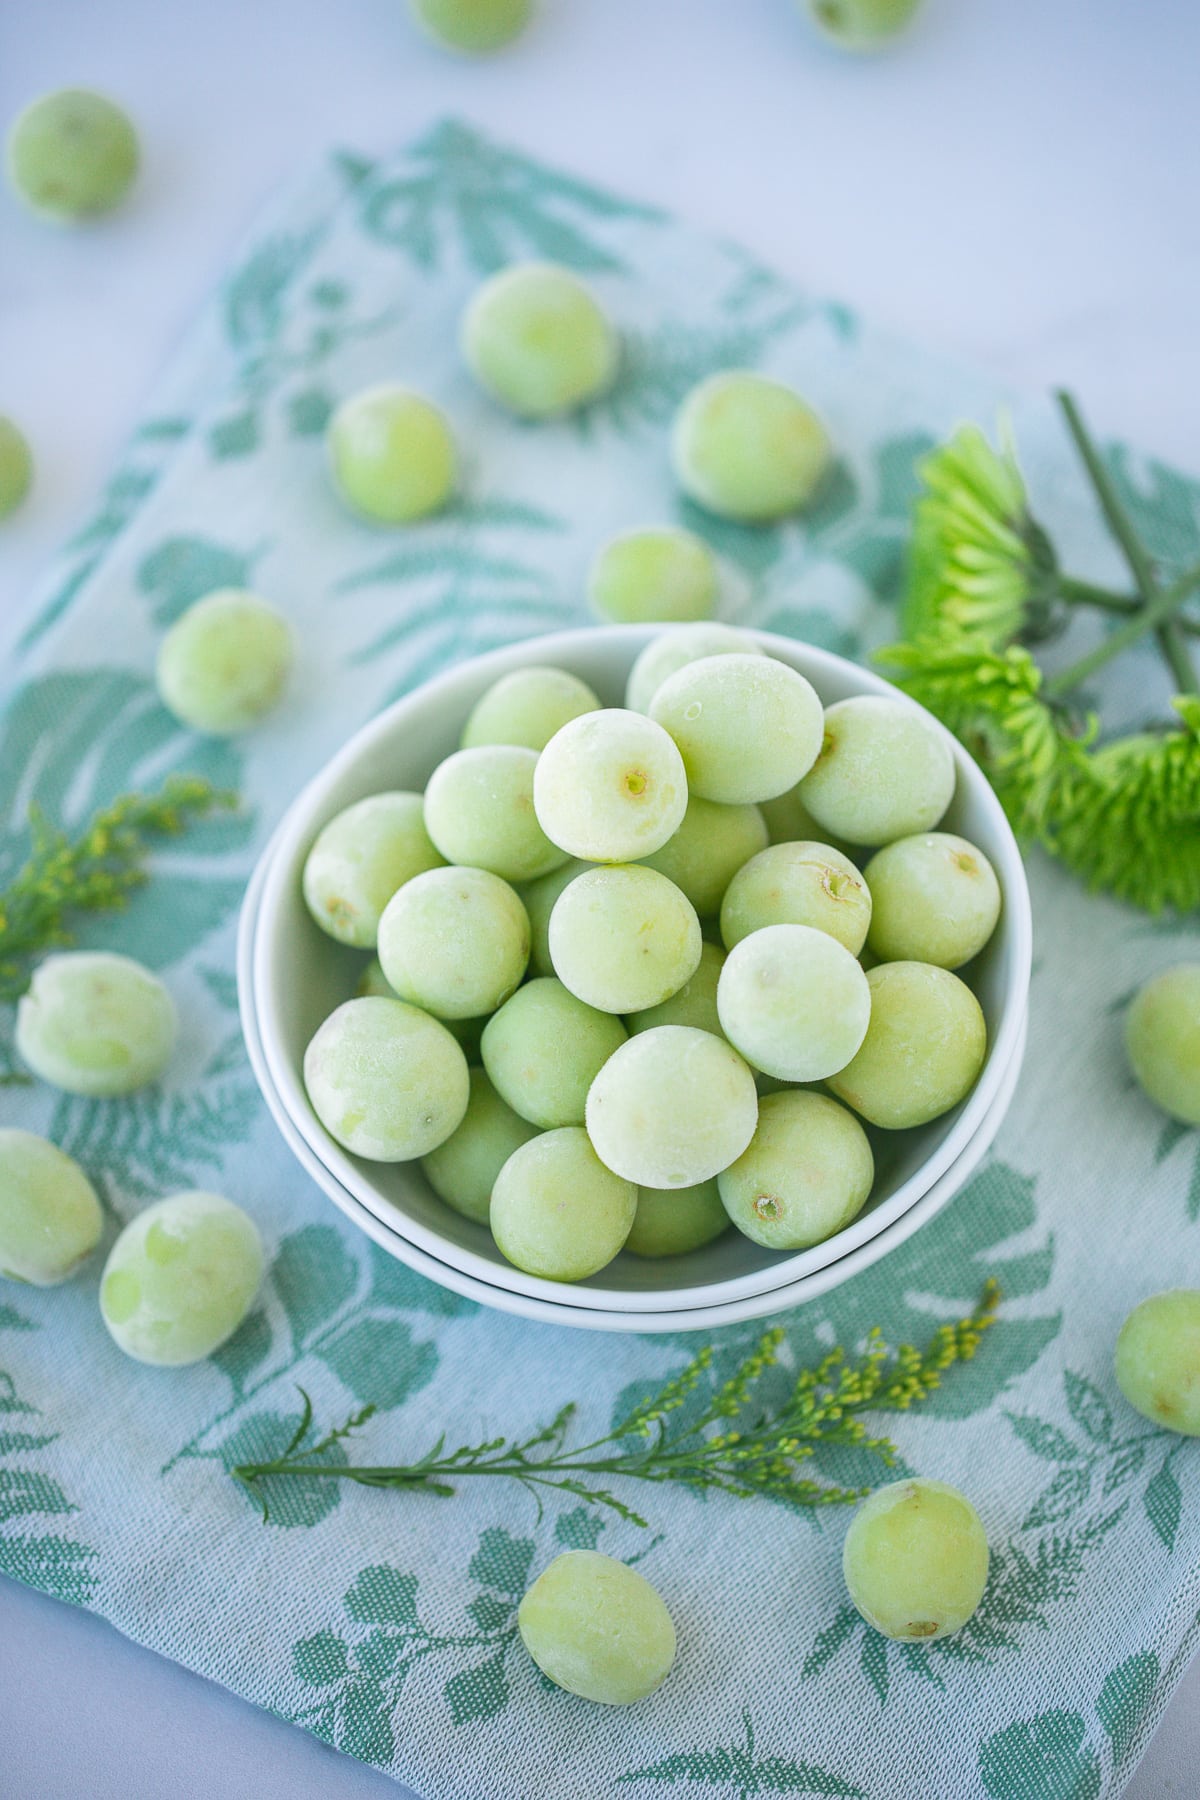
0,1,1197,1794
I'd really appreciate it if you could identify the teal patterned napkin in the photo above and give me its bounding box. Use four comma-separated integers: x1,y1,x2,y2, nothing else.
4,120,1200,1800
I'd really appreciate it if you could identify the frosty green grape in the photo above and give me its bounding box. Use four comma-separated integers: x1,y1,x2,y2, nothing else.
303,792,445,948
649,653,823,804
588,526,718,625
518,1551,676,1704
0,416,33,519
534,710,687,862
548,865,700,1014
421,1067,539,1225
461,263,618,419
1114,1290,1200,1436
801,0,922,52
304,996,470,1160
461,665,601,752
586,1025,758,1187
377,866,530,1020
717,924,870,1082
626,940,725,1037
843,1479,989,1641
639,794,767,918
100,1191,264,1367
1125,965,1200,1128
720,840,871,955
16,951,176,1097
625,622,765,715
717,1091,872,1250
865,833,1000,969
0,1130,102,1287
410,0,532,52
481,977,627,1128
520,859,590,977
157,589,292,736
6,88,138,221
490,1129,636,1280
327,384,455,523
799,696,955,846
758,782,826,847
626,1179,729,1258
425,745,566,882
826,960,986,1129
672,371,831,523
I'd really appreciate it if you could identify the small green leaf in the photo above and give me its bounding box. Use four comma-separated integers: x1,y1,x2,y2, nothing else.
209,1309,272,1392
1155,1117,1191,1165
468,1527,535,1599
444,1650,510,1726
343,1566,420,1629
1006,1413,1082,1464
1063,1372,1113,1444
355,1629,403,1679
554,1505,605,1551
1144,1457,1182,1551
802,1605,860,1679
0,1304,34,1333
467,1593,514,1634
753,1754,868,1796
293,1629,350,1687
136,535,261,627
286,387,333,436
0,1467,74,1523
219,1410,347,1528
318,1317,438,1411
272,1225,358,1346
860,1630,890,1706
0,1534,98,1604
1022,1465,1093,1529
337,1676,395,1765
1096,1649,1160,1760
367,1246,477,1316
1102,1441,1147,1494
208,411,260,460
979,1709,1101,1800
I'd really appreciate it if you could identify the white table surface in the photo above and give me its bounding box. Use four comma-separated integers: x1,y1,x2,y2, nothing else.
1,1,1197,1794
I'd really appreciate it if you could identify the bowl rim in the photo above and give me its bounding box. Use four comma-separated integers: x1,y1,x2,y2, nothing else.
251,624,1033,1309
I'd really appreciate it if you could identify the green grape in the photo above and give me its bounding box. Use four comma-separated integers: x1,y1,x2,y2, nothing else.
16,951,177,1097
303,792,445,949
327,384,455,524
0,1130,102,1286
639,794,767,918
6,88,138,222
801,0,922,52
304,996,469,1160
519,1550,676,1703
586,1024,758,1187
378,866,530,1020
425,745,566,882
826,960,986,1129
843,1478,989,1641
0,416,33,519
490,1128,636,1280
534,709,688,863
649,654,824,805
717,924,870,1082
625,622,765,715
99,1191,264,1368
461,665,601,752
356,957,395,999
798,696,955,846
520,858,591,977
1114,1289,1200,1436
410,0,533,53
717,1090,872,1250
626,1178,729,1258
588,526,718,625
758,782,826,846
627,940,725,1037
156,588,292,736
481,977,627,1128
865,833,1001,969
421,1066,539,1225
671,371,831,524
1125,965,1200,1127
548,864,701,1014
720,840,871,955
461,262,618,419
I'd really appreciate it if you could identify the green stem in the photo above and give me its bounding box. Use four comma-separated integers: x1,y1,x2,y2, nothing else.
1047,563,1200,699
1058,576,1200,636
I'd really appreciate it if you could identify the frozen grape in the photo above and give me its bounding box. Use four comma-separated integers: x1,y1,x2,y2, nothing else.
672,371,831,523
717,1091,872,1250
482,977,627,1128
16,951,177,1097
625,622,765,715
425,745,566,882
304,996,469,1160
798,696,955,847
520,859,590,977
548,865,700,1014
758,782,826,847
157,588,292,736
800,0,922,52
421,1066,539,1225
100,1191,264,1367
1114,1290,1200,1436
6,88,138,221
717,924,870,1082
627,940,725,1037
327,384,455,524
534,710,687,863
490,1128,636,1280
303,792,444,949
588,526,717,625
843,1478,989,1641
640,794,767,918
720,841,871,955
0,1130,102,1287
462,263,618,419
826,960,986,1129
626,1178,729,1258
1125,965,1200,1128
461,665,601,752
378,866,529,1020
519,1551,676,1704
357,958,395,999
650,654,823,804
0,416,33,519
865,833,1001,969
586,1025,758,1188
410,0,532,52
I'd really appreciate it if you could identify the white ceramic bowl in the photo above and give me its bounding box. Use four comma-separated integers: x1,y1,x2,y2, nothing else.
246,626,1032,1317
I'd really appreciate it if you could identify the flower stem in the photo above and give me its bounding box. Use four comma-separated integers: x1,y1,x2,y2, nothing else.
1047,564,1200,699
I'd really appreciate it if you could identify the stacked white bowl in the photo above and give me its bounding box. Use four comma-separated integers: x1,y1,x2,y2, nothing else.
239,627,1032,1334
